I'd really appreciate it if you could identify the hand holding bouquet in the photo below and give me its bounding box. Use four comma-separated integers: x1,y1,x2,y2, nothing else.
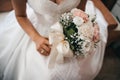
48,8,100,68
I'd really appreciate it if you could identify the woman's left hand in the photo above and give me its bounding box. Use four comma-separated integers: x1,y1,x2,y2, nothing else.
34,35,51,56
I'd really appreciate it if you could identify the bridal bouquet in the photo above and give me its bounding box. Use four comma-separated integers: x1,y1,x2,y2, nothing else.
48,8,100,68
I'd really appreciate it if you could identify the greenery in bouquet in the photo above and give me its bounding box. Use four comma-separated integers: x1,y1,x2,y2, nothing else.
59,8,100,56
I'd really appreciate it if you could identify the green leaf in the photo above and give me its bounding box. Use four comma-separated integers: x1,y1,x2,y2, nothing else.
67,28,75,35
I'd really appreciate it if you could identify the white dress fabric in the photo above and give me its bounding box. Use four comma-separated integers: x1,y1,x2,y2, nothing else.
0,0,108,80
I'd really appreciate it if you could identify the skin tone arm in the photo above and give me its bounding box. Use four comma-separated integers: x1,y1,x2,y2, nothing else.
11,0,51,56
77,0,87,11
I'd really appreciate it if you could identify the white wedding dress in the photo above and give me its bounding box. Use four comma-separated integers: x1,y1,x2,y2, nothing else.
0,0,108,80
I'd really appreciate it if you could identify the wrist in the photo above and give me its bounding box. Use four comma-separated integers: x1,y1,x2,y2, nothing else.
31,33,42,42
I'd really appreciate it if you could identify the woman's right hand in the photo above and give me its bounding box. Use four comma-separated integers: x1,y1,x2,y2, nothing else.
12,0,51,56
33,35,51,56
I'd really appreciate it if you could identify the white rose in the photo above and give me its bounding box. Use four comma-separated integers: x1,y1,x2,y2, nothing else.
73,16,84,26
81,39,93,54
57,41,69,54
78,21,94,39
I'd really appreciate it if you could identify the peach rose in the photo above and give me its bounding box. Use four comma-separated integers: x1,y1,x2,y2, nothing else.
71,8,89,22
93,23,100,42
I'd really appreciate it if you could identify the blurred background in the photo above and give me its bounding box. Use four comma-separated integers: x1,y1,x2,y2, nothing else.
95,0,120,80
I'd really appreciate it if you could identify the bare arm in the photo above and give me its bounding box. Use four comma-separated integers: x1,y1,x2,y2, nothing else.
0,0,13,12
12,0,51,55
12,0,40,41
77,0,87,11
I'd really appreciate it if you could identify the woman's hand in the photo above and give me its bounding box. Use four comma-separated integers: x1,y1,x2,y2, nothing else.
12,0,51,56
34,35,51,56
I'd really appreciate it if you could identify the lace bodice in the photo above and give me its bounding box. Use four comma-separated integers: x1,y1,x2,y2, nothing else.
28,0,81,18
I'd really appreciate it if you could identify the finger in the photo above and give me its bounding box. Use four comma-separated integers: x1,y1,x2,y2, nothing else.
40,49,49,56
43,51,49,56
37,48,43,54
38,48,48,56
37,45,42,52
44,38,50,46
42,44,51,54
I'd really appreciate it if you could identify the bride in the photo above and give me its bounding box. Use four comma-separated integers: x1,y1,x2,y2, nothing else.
0,0,108,80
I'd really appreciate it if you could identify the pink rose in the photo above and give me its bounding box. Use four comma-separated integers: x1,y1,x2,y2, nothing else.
71,8,89,22
92,23,100,42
